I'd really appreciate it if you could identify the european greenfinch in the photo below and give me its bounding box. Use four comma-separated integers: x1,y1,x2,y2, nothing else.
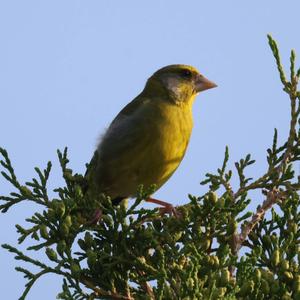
87,64,216,214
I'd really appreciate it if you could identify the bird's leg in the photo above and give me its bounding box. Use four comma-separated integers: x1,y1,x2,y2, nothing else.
86,208,102,226
146,197,179,217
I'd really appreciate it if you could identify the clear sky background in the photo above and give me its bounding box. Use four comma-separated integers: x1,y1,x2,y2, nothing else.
1,1,300,299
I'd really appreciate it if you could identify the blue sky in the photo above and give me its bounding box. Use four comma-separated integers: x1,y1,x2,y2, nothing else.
1,1,300,299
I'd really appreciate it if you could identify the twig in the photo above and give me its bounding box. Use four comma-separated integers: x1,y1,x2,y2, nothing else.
137,269,155,300
233,188,286,253
231,36,299,255
81,276,132,300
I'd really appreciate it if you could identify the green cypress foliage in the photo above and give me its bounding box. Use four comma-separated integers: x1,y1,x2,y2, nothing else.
1,36,300,299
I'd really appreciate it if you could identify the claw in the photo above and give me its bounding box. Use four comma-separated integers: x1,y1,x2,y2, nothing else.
146,197,180,218
86,208,102,225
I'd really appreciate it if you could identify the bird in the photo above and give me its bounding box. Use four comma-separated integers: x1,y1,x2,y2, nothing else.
86,64,217,216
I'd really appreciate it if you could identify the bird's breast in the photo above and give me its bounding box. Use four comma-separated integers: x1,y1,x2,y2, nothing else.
136,102,193,189
96,100,194,198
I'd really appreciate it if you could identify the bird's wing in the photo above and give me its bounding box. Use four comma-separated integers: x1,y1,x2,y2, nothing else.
86,94,161,197
86,96,143,173
100,95,156,162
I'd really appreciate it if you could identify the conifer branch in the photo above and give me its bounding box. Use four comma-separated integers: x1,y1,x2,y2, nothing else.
1,36,300,299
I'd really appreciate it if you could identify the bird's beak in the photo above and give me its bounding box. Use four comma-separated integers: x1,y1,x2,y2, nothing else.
195,74,217,93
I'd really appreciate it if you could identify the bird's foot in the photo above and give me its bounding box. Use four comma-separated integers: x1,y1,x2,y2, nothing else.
146,197,180,218
159,204,179,218
86,208,102,225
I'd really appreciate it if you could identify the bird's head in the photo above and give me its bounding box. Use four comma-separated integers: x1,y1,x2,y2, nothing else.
144,64,217,104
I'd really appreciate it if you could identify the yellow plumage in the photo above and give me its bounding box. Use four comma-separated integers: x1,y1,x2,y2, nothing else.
87,65,216,205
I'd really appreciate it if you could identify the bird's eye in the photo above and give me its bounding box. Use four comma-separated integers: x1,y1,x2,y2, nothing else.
181,69,192,79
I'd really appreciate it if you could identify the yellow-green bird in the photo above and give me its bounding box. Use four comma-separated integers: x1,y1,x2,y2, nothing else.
87,64,216,214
